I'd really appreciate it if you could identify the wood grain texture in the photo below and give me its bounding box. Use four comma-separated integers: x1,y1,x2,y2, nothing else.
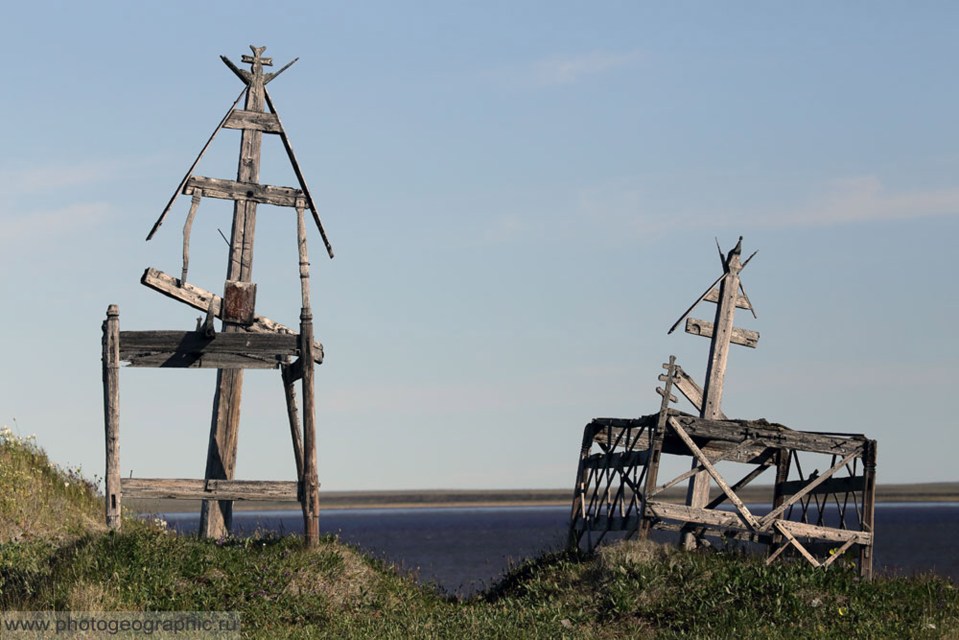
102,305,121,530
684,317,759,348
121,478,299,501
223,109,283,133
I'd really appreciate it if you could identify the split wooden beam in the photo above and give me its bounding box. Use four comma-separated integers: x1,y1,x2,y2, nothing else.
184,176,304,208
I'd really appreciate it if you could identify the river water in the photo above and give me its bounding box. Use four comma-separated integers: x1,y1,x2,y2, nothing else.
159,503,959,596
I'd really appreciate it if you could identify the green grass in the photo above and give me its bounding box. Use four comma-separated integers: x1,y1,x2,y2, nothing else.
2,430,959,638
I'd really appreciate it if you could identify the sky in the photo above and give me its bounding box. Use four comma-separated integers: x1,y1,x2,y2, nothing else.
1,2,958,491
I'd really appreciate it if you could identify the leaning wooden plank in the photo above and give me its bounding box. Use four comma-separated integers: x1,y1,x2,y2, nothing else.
141,268,324,363
685,317,759,348
223,110,283,133
668,417,760,530
651,439,762,497
184,176,304,208
121,478,299,501
671,366,727,419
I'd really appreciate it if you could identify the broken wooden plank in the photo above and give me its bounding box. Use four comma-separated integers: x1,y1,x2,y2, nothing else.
685,317,759,348
140,267,324,363
184,175,303,208
121,478,299,501
223,109,283,133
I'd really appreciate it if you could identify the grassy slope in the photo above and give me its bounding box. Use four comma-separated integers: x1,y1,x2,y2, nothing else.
2,432,959,639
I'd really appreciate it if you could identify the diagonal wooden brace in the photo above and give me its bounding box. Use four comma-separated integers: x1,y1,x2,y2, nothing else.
667,416,760,530
758,450,860,528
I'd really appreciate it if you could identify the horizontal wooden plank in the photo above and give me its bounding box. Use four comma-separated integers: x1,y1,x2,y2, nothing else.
580,515,643,532
779,475,866,497
121,478,300,501
223,109,283,133
119,330,298,369
776,519,872,545
703,287,752,310
140,268,324,364
685,317,759,348
646,500,747,530
185,175,303,208
581,450,650,470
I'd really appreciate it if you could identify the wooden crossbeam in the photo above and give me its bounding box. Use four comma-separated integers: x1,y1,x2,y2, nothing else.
121,478,299,501
223,110,283,133
685,317,759,348
141,268,324,363
703,287,752,310
184,176,304,208
119,330,298,369
668,417,759,530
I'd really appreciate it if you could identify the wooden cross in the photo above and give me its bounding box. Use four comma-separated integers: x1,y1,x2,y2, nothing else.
668,237,758,547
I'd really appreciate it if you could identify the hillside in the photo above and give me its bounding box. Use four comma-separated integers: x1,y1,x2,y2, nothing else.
2,430,959,639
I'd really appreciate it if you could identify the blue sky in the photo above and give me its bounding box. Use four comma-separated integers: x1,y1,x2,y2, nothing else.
2,2,958,490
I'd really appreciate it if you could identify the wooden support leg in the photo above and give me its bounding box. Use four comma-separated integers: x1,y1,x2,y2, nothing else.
296,201,320,547
282,364,305,482
199,369,243,538
102,305,121,530
860,440,878,580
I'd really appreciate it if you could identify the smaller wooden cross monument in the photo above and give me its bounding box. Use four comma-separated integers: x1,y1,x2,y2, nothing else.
568,238,878,577
666,237,758,548
102,45,332,546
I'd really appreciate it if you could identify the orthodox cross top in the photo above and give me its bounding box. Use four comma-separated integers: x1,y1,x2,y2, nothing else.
222,45,298,87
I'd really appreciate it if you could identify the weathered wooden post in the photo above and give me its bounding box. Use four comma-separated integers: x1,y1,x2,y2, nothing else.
102,305,121,529
296,200,320,545
199,46,273,539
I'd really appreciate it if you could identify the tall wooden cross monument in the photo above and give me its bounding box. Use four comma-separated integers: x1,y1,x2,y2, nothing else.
102,45,333,546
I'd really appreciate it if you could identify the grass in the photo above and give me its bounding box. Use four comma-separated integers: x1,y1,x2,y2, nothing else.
2,429,959,638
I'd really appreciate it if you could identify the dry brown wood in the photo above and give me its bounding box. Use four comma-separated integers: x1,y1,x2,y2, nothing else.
121,478,299,501
684,317,759,348
141,268,324,363
670,365,728,419
102,305,121,530
223,109,283,133
184,176,304,208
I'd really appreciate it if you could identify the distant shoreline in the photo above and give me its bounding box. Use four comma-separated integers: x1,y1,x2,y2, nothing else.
126,482,959,514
